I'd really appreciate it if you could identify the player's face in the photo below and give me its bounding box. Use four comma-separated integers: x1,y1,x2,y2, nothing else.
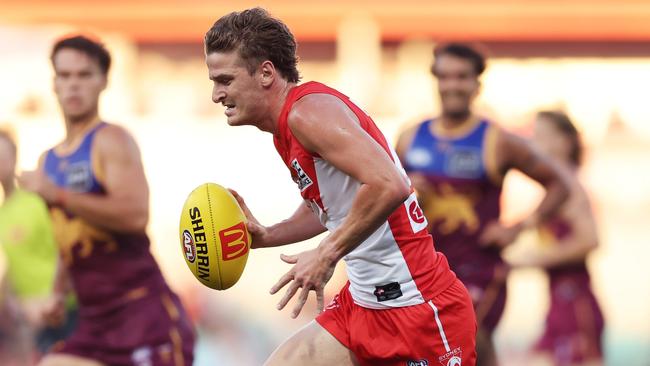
206,51,265,127
534,116,570,163
432,55,480,118
0,137,15,182
53,48,107,122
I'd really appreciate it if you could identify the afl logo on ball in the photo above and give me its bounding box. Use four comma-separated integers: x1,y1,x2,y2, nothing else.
182,230,196,263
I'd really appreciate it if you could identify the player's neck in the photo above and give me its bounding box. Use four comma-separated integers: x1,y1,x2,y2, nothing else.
263,81,296,135
63,114,102,148
439,112,474,129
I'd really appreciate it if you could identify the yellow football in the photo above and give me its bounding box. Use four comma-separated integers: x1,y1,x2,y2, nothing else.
179,183,250,290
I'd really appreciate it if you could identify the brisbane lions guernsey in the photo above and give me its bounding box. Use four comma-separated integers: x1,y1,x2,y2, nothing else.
43,122,169,313
273,82,456,309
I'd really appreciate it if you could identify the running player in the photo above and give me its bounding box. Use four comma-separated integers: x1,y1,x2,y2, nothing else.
396,43,571,366
205,8,476,366
511,111,604,366
19,35,194,366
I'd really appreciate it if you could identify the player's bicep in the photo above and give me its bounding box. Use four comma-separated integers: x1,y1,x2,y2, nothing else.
97,127,149,204
500,131,561,185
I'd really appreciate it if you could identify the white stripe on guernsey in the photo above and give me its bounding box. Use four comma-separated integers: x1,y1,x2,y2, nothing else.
429,300,451,352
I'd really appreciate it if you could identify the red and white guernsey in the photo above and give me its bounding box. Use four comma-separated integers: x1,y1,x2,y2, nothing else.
274,82,456,309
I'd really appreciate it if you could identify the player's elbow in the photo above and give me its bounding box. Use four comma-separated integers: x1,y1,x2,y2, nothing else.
385,176,410,206
120,207,149,233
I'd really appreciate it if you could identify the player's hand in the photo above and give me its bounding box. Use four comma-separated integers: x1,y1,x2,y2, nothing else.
228,189,272,249
479,221,522,248
270,247,335,318
18,170,60,204
42,293,66,327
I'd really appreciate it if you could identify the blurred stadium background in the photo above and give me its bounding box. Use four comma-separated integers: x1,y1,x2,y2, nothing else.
1,0,649,365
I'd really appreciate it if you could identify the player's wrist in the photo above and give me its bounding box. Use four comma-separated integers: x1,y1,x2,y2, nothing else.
53,187,68,207
519,214,540,231
317,240,341,267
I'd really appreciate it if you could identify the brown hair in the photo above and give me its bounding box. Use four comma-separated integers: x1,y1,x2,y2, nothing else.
537,111,583,166
432,42,487,76
51,35,111,75
204,7,300,83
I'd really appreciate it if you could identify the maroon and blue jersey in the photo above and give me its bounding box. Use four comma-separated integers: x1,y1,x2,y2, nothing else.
43,122,167,311
536,218,604,363
43,122,194,365
402,118,503,281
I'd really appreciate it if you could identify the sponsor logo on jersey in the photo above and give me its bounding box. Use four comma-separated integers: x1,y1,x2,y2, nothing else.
444,147,482,179
438,347,462,366
65,161,94,192
189,207,210,281
406,148,434,168
404,193,428,233
374,282,403,302
182,230,196,263
219,222,249,261
291,158,313,191
409,200,425,224
407,360,429,366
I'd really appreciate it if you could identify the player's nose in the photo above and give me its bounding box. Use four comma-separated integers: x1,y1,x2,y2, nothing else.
212,88,226,104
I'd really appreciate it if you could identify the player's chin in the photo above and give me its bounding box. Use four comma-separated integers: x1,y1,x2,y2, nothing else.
226,117,245,126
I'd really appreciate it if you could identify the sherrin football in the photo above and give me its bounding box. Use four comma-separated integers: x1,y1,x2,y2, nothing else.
179,183,251,290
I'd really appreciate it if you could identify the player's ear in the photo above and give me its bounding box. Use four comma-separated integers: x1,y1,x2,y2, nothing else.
259,60,275,87
100,74,108,91
473,79,482,97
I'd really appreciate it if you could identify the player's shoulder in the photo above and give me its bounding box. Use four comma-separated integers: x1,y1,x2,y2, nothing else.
394,115,432,155
94,123,138,149
288,93,350,130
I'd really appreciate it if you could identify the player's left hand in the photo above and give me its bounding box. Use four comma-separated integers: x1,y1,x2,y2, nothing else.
479,221,522,248
18,170,60,204
270,247,335,319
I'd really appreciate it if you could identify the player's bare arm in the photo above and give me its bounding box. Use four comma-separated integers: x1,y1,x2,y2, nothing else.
480,129,571,248
21,125,149,233
230,189,326,249
395,124,433,200
271,94,410,318
512,183,598,268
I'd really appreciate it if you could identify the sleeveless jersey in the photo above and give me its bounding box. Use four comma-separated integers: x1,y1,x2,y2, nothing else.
540,218,592,283
402,118,503,280
273,82,455,309
43,122,167,315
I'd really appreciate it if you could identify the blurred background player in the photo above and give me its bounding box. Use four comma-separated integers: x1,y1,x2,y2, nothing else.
396,43,571,366
18,35,194,366
205,8,476,366
510,111,604,366
0,127,77,365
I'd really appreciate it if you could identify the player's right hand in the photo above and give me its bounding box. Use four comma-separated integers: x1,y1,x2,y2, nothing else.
42,293,66,327
228,189,272,249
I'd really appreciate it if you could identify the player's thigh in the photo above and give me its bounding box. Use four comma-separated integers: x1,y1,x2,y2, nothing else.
264,320,358,366
38,354,105,366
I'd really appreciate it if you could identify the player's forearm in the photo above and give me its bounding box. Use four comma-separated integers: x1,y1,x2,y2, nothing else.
536,239,597,268
51,257,70,296
266,203,326,247
320,181,409,264
62,192,148,233
525,175,571,229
